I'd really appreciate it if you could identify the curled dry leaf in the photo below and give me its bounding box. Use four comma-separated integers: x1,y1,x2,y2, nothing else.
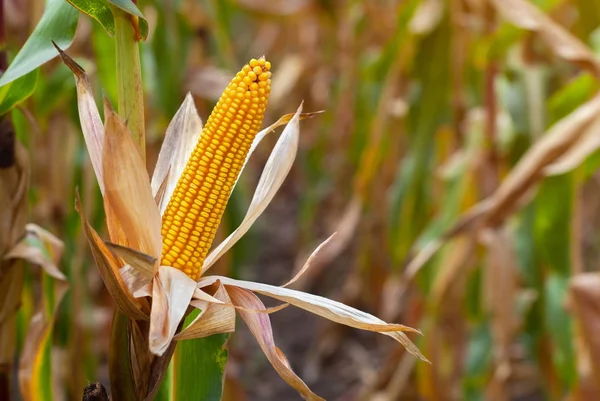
175,283,236,340
5,224,66,280
106,242,156,295
202,105,303,274
103,100,162,260
406,93,600,278
75,193,148,321
489,0,600,76
283,232,338,288
0,121,28,256
570,273,600,386
10,218,68,401
226,286,325,401
53,42,105,193
236,108,323,194
151,92,202,214
198,276,427,362
292,197,362,289
149,266,197,356
0,118,28,397
544,115,600,176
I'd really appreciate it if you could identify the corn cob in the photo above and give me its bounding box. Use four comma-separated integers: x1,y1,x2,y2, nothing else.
160,58,272,280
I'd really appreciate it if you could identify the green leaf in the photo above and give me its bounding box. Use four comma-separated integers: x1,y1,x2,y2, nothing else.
0,70,38,115
173,335,229,400
107,0,149,40
0,0,79,87
66,0,115,36
157,310,229,401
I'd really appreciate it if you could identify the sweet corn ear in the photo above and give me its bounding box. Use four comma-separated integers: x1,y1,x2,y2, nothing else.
160,58,271,280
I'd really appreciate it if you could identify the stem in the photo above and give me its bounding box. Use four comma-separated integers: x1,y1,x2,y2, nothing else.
109,311,137,401
111,6,145,160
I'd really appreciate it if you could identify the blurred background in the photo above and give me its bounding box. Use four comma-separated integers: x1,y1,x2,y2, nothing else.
4,0,600,400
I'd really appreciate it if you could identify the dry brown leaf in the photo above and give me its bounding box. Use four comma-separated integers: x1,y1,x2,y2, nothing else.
54,43,105,193
149,266,196,356
102,100,162,260
202,105,304,274
489,0,600,76
226,286,325,401
0,122,28,256
175,283,236,340
5,224,66,281
570,273,600,386
407,93,600,277
198,275,427,362
282,232,337,288
106,242,156,294
151,92,202,214
292,197,362,290
75,194,148,321
544,115,600,176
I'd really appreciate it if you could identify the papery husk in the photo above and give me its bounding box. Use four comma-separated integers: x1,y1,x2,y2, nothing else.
151,92,202,215
198,275,427,362
202,105,303,274
0,118,28,399
75,193,149,321
175,283,236,340
54,43,105,193
149,266,197,356
102,99,162,260
226,286,325,401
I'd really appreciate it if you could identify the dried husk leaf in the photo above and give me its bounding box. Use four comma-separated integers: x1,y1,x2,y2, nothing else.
149,266,197,356
198,276,427,362
544,115,600,176
230,109,322,196
102,99,162,260
226,286,325,401
489,0,600,76
75,194,148,321
407,93,600,275
0,128,28,256
175,283,236,340
292,198,362,289
54,43,105,193
282,232,337,288
570,273,600,386
202,105,303,274
5,224,66,281
0,119,28,396
106,242,156,294
151,92,203,214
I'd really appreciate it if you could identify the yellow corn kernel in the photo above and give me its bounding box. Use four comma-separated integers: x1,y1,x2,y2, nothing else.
161,57,272,280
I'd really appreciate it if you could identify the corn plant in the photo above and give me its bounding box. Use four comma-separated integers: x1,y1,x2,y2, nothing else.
0,1,426,399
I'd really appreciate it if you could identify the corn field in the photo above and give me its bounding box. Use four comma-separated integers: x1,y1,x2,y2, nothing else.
2,0,600,400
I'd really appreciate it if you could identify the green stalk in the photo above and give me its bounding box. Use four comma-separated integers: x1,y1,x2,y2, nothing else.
111,6,145,160
109,5,146,400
